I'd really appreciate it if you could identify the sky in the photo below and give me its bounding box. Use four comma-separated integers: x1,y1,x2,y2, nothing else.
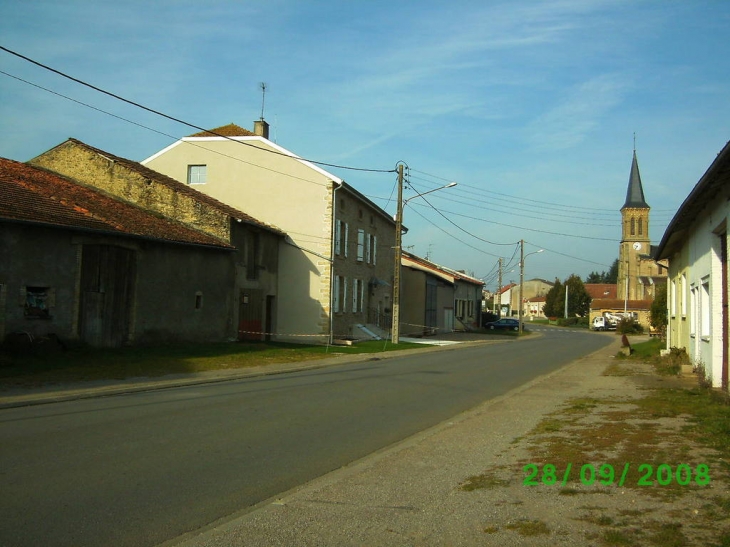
1,0,729,291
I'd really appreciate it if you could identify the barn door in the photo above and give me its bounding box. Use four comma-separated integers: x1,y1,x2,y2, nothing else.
239,289,263,341
79,245,135,347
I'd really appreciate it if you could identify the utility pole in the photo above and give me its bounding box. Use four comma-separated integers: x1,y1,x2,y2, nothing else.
518,240,524,335
391,164,404,344
494,257,503,315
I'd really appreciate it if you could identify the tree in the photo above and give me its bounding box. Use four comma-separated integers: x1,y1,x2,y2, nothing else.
585,259,619,284
543,278,564,318
565,274,591,317
606,259,619,284
650,282,668,332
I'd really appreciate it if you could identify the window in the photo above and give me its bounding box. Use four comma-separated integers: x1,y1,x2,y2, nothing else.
356,229,365,262
680,273,687,317
335,220,348,257
670,279,676,317
638,218,643,235
187,164,207,184
630,218,636,236
701,277,711,338
334,275,347,313
690,285,697,336
195,291,203,310
24,286,51,318
352,278,364,313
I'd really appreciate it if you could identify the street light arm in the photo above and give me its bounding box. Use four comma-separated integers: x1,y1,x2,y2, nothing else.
403,182,457,206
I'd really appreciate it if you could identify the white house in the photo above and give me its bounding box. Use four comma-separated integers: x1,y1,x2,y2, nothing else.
655,140,730,390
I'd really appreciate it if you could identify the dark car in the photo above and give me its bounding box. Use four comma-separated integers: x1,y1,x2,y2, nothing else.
484,318,520,331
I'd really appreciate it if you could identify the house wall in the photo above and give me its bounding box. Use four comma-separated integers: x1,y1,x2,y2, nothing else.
667,198,729,388
401,267,427,336
143,137,334,342
0,223,235,346
454,280,481,330
331,188,395,338
230,222,279,340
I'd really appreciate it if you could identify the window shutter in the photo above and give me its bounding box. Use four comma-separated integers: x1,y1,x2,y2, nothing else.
344,223,349,257
335,220,341,255
365,233,371,263
333,276,340,313
360,279,365,313
357,229,365,261
352,278,358,312
342,277,348,313
372,236,377,265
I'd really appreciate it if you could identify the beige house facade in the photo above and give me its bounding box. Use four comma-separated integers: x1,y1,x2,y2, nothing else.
656,140,730,390
142,122,396,343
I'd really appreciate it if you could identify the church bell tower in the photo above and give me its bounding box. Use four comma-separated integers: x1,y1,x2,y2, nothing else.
618,150,651,301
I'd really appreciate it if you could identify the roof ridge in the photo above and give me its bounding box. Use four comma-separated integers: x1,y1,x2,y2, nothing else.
65,138,285,235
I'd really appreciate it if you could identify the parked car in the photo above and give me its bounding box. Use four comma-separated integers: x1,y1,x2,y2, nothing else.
481,311,499,327
484,318,520,331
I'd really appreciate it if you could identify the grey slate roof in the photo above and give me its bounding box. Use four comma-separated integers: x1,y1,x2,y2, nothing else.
622,150,649,209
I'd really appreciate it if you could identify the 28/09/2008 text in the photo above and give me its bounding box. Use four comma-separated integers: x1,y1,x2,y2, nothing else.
523,463,710,487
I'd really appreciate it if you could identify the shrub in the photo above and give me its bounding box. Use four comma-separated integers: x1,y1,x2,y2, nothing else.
616,318,644,334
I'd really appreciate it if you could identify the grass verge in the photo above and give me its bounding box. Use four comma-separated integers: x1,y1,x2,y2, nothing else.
0,339,430,387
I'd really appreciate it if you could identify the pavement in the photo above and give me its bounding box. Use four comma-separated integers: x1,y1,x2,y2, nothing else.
2,331,723,546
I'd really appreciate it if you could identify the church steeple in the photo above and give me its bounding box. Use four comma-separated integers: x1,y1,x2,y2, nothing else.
622,150,649,210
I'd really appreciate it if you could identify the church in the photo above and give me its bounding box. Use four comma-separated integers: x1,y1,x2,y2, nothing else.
617,150,668,302
589,150,668,328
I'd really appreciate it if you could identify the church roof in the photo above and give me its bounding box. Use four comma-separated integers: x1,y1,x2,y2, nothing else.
622,150,649,209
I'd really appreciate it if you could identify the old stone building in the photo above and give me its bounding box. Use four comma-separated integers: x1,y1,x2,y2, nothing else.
29,139,285,342
0,158,241,346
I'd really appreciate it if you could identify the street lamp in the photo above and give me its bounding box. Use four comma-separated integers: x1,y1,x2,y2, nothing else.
392,168,456,344
518,240,543,335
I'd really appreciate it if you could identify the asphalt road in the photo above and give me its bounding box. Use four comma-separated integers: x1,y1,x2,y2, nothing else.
0,329,612,547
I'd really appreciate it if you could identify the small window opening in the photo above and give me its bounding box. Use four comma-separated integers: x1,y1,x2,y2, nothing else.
25,286,50,318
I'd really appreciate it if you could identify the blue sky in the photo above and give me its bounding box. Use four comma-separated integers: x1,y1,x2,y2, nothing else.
1,0,729,289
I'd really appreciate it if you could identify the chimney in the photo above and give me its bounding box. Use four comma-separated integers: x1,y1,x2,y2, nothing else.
253,119,269,139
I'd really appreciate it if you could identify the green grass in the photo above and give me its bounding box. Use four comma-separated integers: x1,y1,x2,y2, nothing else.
628,337,664,360
0,339,430,387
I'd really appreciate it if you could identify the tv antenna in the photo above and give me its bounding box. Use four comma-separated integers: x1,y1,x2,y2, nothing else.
260,82,267,120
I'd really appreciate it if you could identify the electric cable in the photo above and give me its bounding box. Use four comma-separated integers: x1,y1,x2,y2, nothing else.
0,45,395,174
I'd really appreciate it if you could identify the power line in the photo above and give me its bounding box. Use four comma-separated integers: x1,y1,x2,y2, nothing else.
404,203,502,258
410,168,621,214
0,45,395,175
0,69,335,188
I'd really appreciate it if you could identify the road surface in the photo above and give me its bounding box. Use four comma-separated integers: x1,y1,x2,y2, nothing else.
0,328,612,546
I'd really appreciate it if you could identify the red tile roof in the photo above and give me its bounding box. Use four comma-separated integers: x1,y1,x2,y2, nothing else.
585,284,618,299
188,123,257,138
62,139,285,236
0,158,233,249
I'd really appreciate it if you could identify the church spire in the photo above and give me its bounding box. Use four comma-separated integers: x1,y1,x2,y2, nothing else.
622,150,649,209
